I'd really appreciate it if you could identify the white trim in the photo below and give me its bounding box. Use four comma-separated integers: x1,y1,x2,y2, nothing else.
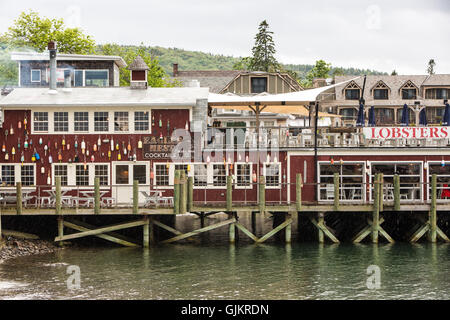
18,61,21,87
426,161,450,202
112,161,149,186
0,163,37,187
51,162,110,189
263,162,282,189
234,162,253,189
31,69,41,83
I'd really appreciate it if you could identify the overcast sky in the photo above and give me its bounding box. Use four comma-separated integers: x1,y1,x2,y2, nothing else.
1,0,449,74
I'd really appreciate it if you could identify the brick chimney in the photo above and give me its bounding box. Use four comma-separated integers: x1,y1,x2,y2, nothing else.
312,78,327,88
173,63,179,77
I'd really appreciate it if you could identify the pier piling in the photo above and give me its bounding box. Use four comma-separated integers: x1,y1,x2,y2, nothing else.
296,173,302,212
227,176,233,212
94,177,100,215
429,174,437,243
16,182,22,214
285,213,292,243
174,170,180,214
143,216,149,248
394,174,400,211
372,173,380,243
180,171,187,214
55,177,61,215
187,177,193,212
133,180,139,214
57,216,64,247
259,176,265,213
333,173,339,211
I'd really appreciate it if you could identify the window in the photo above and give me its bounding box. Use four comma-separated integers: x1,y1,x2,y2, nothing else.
401,81,418,100
374,108,395,125
265,163,281,188
114,112,129,132
133,165,146,184
374,89,388,100
212,164,227,187
236,163,252,188
345,89,360,100
134,111,149,131
371,162,421,201
426,88,449,100
155,164,169,186
85,70,108,87
319,162,364,201
193,164,208,186
33,112,48,132
1,165,15,186
426,107,444,124
94,112,109,132
95,165,108,186
54,165,68,186
251,77,267,93
115,165,129,184
428,162,450,201
339,108,357,121
74,70,83,87
397,108,416,125
174,164,188,175
54,112,68,132
76,165,89,186
31,69,41,83
74,112,89,132
21,165,34,186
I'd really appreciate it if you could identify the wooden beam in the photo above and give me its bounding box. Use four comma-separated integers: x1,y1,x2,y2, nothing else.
296,173,302,212
133,180,139,214
180,171,187,214
394,174,400,211
227,176,233,212
410,223,430,243
57,216,64,247
149,217,155,245
187,176,193,212
55,177,61,215
55,219,147,242
353,217,385,243
285,214,292,243
161,218,236,244
333,173,339,211
143,216,149,248
317,213,324,243
94,177,100,215
63,220,138,247
229,218,235,244
235,222,259,242
173,170,180,214
378,173,384,212
372,173,380,243
16,182,22,214
256,218,292,244
259,176,265,213
310,217,340,243
429,174,437,243
152,219,183,236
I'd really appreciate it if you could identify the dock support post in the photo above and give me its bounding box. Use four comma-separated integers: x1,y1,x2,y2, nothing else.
259,176,265,213
318,212,324,243
227,176,233,212
149,217,155,245
285,213,292,243
174,170,180,214
94,177,100,215
0,212,2,241
229,213,235,244
143,216,149,248
55,177,61,215
372,173,380,244
16,182,22,214
394,174,400,211
429,174,437,243
180,171,187,214
133,179,139,214
333,173,339,211
57,216,64,247
187,176,193,212
378,173,384,213
296,174,302,212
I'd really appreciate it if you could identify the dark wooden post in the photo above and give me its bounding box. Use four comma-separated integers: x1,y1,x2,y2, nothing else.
16,182,22,215
180,171,187,214
378,173,384,212
173,170,180,214
55,177,61,215
429,174,437,243
57,215,64,247
143,216,149,248
285,213,292,243
333,172,339,211
226,175,233,212
133,179,139,214
372,173,380,243
259,175,265,213
296,173,302,211
94,177,100,215
187,176,194,212
394,174,400,211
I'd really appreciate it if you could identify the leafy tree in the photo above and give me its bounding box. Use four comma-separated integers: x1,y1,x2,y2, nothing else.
232,56,252,70
391,70,398,75
1,10,95,54
427,59,436,75
248,20,280,72
97,43,180,87
331,67,345,77
301,60,331,88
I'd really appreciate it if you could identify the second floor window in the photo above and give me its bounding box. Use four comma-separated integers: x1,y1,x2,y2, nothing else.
54,112,68,132
345,89,360,100
134,111,149,131
74,112,89,132
426,88,449,100
33,112,48,132
374,89,388,100
251,77,267,93
114,112,129,132
94,112,109,132
402,89,417,99
31,69,41,83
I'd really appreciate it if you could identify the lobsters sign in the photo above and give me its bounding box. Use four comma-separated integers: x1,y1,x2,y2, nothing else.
363,127,450,140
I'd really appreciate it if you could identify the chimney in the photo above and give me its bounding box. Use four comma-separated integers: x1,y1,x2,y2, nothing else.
63,69,72,92
48,41,57,94
128,56,149,89
173,63,179,77
312,78,327,88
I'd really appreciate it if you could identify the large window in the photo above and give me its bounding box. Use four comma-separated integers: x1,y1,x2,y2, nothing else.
21,165,34,186
76,165,89,186
74,112,89,132
94,112,109,132
114,112,129,132
95,165,109,186
264,163,281,188
251,77,267,93
134,111,149,132
396,108,416,125
428,162,450,201
85,70,108,87
33,112,48,132
425,88,449,100
371,162,421,201
54,165,68,186
133,165,147,184
374,89,388,100
339,108,357,121
212,164,227,187
235,163,252,188
115,165,129,184
193,164,208,186
1,165,15,186
155,164,169,186
31,69,41,83
345,89,360,100
319,162,365,201
426,107,444,124
54,112,69,132
374,108,395,125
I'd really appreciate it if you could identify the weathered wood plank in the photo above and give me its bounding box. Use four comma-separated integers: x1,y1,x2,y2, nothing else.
161,218,236,244
143,216,149,248
259,176,265,213
133,180,139,214
235,222,259,242
187,177,193,212
94,177,100,215
152,219,183,236
16,182,22,215
333,173,339,211
256,218,292,244
429,174,437,243
173,170,180,214
55,220,147,241
310,217,340,243
410,223,430,243
227,176,233,212
296,173,302,211
55,177,61,215
394,174,400,211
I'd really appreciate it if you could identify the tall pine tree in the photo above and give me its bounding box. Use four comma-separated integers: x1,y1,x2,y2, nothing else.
248,20,280,72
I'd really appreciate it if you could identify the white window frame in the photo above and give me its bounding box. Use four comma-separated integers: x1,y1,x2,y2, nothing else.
234,162,253,189
31,69,41,83
263,162,282,189
54,111,69,132
153,163,170,187
52,163,110,189
0,163,36,189
426,161,450,202
112,162,149,186
32,111,49,133
114,111,129,132
134,111,151,133
74,111,89,133
74,69,110,87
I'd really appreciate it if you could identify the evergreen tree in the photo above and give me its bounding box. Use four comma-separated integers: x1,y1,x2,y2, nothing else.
248,20,280,72
391,70,398,75
427,59,436,75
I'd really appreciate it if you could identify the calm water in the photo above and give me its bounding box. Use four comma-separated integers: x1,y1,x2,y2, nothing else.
0,243,449,300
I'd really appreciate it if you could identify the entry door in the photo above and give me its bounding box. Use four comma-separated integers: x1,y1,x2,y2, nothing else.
112,162,149,205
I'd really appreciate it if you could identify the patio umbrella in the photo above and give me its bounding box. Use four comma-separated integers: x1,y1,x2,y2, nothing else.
419,108,427,126
443,103,450,126
368,106,375,127
356,102,365,127
400,104,409,126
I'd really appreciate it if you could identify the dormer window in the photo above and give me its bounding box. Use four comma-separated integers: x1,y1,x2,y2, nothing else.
251,77,267,93
344,81,361,100
401,80,418,100
372,80,389,100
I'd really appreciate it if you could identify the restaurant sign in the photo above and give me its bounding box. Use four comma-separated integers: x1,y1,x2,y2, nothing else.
142,136,177,159
363,127,450,140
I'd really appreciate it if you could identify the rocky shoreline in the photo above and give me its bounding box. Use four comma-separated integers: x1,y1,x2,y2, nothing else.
0,236,61,263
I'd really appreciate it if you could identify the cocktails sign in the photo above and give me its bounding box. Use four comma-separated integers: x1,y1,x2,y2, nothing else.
363,127,450,140
142,136,177,159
